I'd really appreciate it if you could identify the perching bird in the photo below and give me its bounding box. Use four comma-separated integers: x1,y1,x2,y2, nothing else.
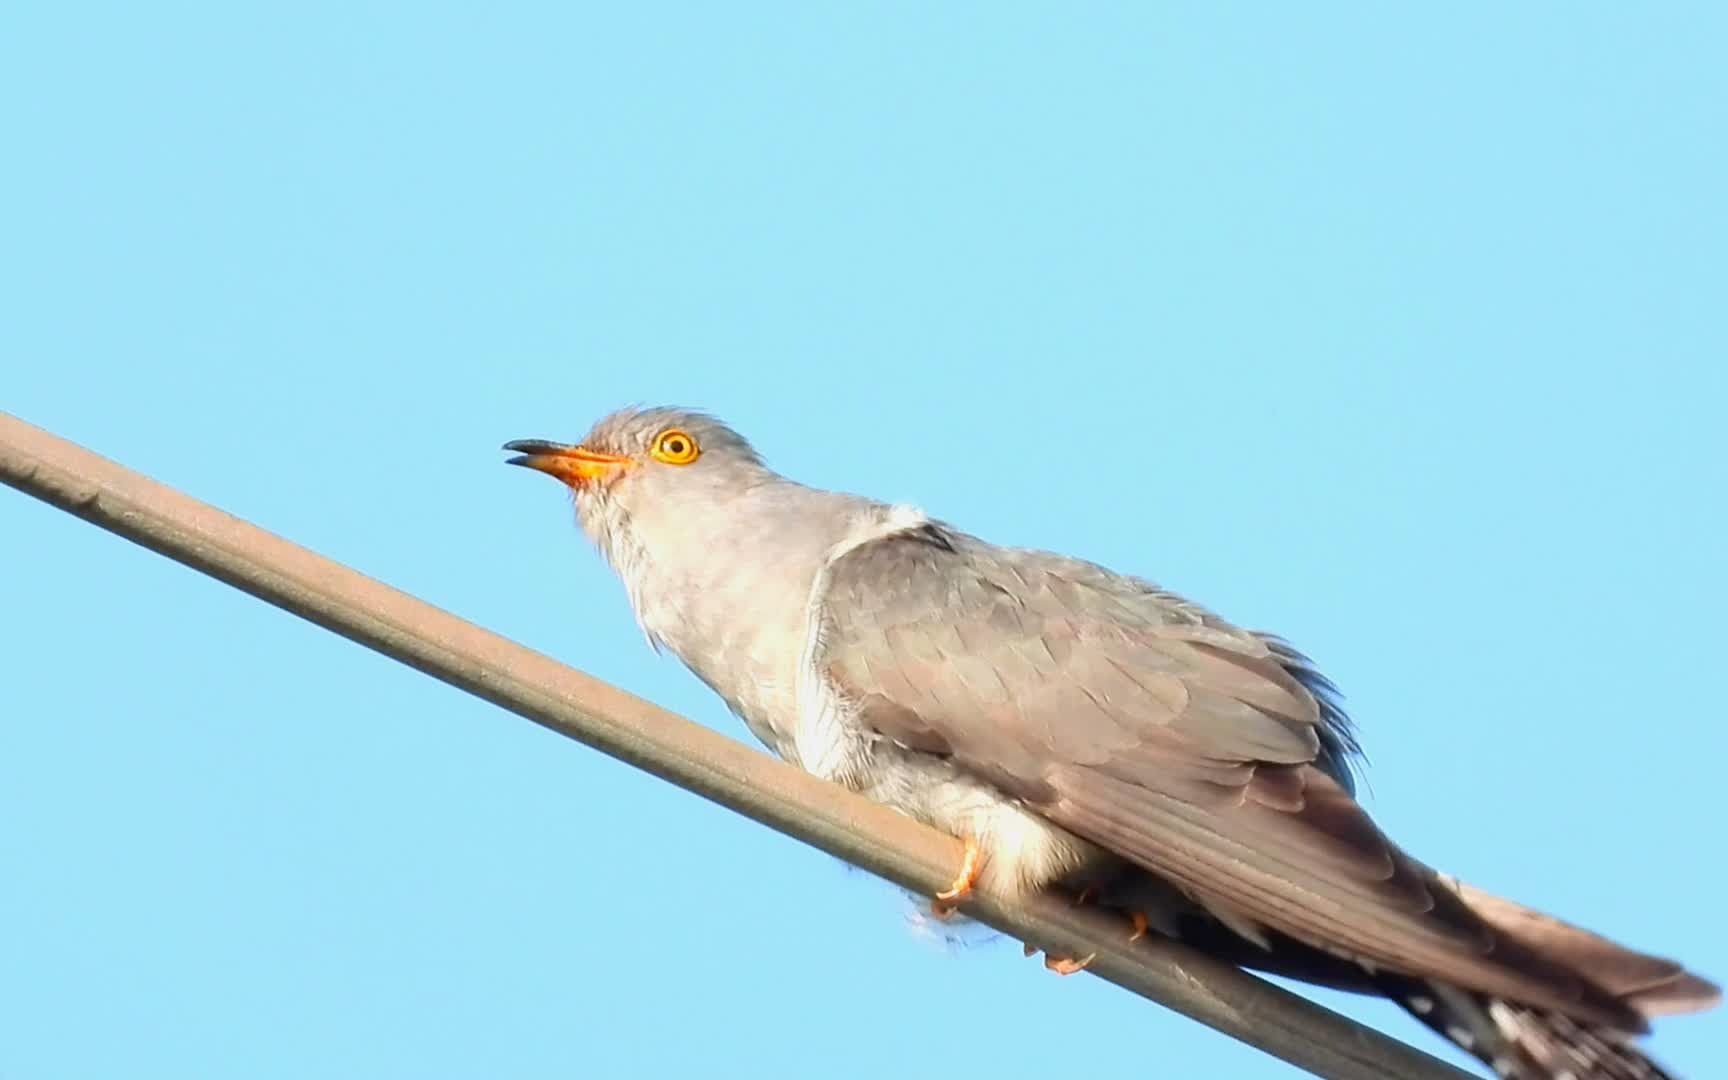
505,406,1718,1080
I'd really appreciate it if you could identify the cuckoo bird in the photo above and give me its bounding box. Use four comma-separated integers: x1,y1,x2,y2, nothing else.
504,406,1718,1080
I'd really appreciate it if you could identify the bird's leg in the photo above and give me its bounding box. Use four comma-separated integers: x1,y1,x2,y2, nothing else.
930,834,985,918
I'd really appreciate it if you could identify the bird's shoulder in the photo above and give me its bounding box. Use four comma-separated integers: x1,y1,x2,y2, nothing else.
819,509,1270,660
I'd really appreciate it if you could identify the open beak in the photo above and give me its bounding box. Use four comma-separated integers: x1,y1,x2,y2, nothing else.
502,439,632,488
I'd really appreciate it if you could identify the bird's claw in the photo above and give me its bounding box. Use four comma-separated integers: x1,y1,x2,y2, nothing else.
930,835,984,917
1023,944,1097,976
1128,910,1150,942
1044,953,1096,976
1021,896,1147,971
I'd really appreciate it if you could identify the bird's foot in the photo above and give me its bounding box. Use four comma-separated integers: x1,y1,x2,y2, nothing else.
1128,910,1149,943
1044,953,1096,976
930,835,984,918
1020,891,1149,972
1074,883,1152,942
1021,943,1097,976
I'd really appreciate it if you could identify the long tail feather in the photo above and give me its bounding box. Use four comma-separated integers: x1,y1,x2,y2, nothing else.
1389,977,1682,1080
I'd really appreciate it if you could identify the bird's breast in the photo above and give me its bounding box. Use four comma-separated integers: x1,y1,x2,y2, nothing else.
634,537,831,760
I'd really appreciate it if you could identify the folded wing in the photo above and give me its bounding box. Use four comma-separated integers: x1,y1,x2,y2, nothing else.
813,523,1708,1029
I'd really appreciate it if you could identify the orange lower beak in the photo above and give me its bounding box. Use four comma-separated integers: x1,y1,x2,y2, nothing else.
503,439,632,488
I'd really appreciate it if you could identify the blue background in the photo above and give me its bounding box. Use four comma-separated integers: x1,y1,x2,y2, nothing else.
3,5,1722,1077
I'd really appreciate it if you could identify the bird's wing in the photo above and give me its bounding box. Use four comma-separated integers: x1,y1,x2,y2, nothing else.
810,522,1639,1028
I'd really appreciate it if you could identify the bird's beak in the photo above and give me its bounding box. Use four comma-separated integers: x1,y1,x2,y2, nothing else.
502,439,632,488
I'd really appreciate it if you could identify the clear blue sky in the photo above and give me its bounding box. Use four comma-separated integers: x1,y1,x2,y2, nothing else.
3,5,1723,1078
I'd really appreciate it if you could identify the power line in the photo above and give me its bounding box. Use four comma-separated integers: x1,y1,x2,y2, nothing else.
0,410,1473,1080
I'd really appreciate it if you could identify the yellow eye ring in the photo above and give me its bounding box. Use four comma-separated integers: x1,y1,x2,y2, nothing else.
650,428,700,465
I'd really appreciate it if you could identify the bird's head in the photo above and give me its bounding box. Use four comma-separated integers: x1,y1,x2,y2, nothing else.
504,406,768,552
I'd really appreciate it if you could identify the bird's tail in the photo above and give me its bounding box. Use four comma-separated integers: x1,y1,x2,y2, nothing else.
1095,868,1718,1079
1386,977,1680,1080
1385,878,1719,1079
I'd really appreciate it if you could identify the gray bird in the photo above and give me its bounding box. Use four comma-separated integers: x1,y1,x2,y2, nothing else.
505,406,1718,1080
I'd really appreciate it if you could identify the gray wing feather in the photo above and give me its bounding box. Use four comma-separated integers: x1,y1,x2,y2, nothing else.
813,523,1640,1029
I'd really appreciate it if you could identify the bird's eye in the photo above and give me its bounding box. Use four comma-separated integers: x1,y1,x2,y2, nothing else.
650,428,700,465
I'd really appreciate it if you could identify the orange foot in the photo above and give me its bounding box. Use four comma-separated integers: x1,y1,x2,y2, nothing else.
1128,910,1150,943
1022,894,1148,971
1022,945,1097,975
1044,953,1096,976
1074,884,1151,942
930,835,985,919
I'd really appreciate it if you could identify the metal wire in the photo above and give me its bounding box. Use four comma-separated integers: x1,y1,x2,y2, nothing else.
0,409,1473,1080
